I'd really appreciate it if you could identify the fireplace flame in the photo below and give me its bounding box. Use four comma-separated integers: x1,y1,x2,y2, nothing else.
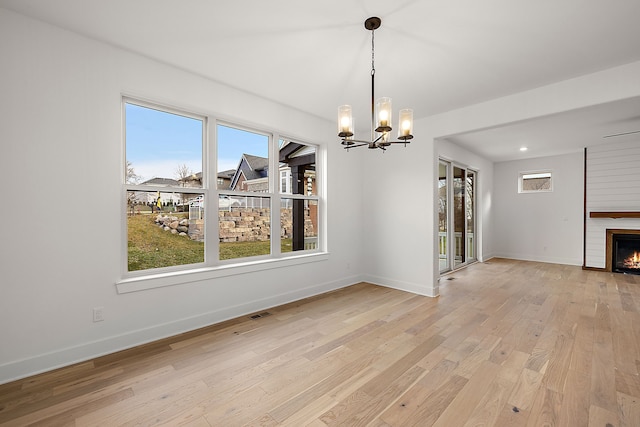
623,251,640,269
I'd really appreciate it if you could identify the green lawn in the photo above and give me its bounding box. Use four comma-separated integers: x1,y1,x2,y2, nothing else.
127,214,204,271
127,214,291,271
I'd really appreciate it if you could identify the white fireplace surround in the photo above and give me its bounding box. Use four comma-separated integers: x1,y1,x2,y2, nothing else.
585,139,640,269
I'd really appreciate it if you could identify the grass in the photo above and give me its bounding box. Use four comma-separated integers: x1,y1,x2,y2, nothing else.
219,240,271,260
219,238,293,260
127,214,204,271
127,214,292,271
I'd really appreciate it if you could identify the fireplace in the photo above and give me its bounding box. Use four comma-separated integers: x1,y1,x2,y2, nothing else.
613,234,640,274
606,229,640,274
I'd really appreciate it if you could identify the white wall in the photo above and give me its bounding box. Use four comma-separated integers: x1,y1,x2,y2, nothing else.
493,153,584,265
360,131,438,296
362,57,640,297
0,9,364,384
585,138,640,268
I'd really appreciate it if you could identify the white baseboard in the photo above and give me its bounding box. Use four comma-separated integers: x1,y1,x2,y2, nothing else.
0,274,364,385
492,253,582,266
363,274,439,298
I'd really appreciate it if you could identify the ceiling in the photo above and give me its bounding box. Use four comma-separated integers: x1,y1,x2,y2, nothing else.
2,0,640,161
444,96,640,162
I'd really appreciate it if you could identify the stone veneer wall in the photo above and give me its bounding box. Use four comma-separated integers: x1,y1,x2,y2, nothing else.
219,208,316,243
218,209,271,243
155,208,315,243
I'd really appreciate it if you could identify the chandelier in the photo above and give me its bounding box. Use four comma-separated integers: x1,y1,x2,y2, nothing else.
338,17,414,151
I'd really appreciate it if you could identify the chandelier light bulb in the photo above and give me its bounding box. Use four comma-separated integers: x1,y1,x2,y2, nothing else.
375,97,392,132
398,109,414,140
379,110,388,126
338,105,353,137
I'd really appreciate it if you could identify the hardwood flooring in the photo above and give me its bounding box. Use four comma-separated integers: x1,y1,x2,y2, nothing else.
2,258,640,426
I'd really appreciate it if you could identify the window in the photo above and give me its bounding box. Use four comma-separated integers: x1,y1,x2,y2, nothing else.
124,100,205,272
122,98,322,280
279,138,318,253
281,170,291,194
217,125,271,260
519,171,552,193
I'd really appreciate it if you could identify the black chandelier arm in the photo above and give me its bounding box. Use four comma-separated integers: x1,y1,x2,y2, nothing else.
343,142,386,151
342,142,369,150
340,132,386,146
341,133,410,145
342,140,413,150
341,138,374,145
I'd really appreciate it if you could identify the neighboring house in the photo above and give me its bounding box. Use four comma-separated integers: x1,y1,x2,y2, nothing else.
178,172,202,188
279,142,318,248
229,154,270,192
130,177,182,207
141,177,180,187
216,169,235,189
228,145,317,195
179,170,236,190
278,141,316,196
225,146,318,249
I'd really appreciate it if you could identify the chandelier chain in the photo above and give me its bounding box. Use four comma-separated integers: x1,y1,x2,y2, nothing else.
371,29,375,77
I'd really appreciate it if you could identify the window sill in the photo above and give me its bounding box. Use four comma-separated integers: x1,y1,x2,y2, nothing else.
518,189,553,194
116,252,329,294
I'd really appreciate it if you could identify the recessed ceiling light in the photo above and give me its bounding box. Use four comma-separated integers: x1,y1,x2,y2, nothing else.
520,147,528,152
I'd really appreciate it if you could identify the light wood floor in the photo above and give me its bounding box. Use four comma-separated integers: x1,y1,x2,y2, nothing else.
2,258,640,426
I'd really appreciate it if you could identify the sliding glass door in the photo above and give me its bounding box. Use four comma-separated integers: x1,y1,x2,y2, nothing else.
439,160,476,273
465,170,476,263
438,162,449,272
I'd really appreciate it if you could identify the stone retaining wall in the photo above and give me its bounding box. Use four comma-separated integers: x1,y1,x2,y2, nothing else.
154,208,315,243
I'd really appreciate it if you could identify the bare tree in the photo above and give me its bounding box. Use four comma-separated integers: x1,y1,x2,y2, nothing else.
126,161,141,214
126,160,141,184
175,163,194,209
175,163,193,184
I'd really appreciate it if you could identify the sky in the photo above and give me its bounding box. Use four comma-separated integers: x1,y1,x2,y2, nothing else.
125,103,268,183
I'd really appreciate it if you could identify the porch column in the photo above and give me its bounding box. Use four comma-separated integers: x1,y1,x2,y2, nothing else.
291,166,305,251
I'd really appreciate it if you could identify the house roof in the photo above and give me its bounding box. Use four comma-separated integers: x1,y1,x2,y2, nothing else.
239,154,268,181
243,154,268,171
229,154,269,190
178,172,202,183
218,169,236,179
140,177,180,187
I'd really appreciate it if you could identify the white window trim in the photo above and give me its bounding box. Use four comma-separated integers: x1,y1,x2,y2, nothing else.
120,97,327,293
116,252,329,293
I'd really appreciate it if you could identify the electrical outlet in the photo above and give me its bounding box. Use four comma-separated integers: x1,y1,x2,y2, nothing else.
93,307,104,322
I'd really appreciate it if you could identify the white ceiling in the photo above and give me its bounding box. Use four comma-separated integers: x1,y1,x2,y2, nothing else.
2,0,640,161
444,96,640,162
